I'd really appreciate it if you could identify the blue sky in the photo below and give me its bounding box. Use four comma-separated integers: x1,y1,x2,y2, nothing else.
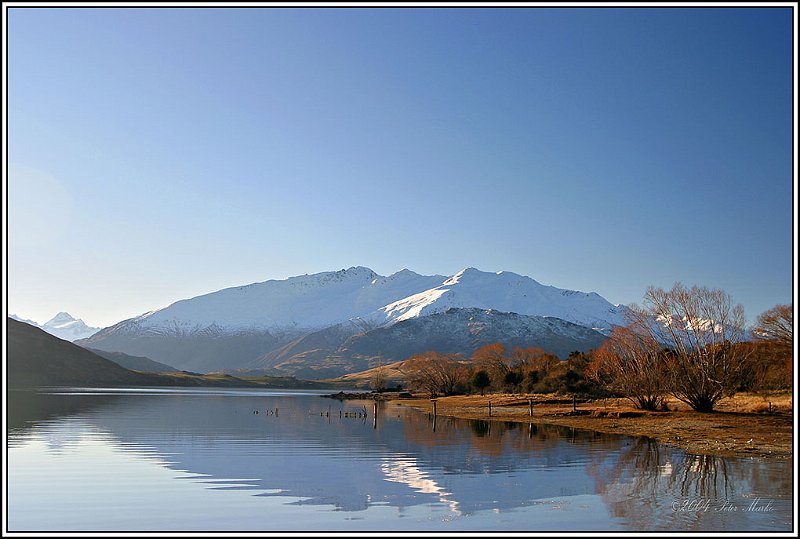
6,7,795,327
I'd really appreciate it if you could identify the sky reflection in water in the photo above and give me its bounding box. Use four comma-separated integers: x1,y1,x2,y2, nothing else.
6,388,793,532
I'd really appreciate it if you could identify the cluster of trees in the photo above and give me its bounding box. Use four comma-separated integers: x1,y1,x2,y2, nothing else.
745,303,793,401
399,282,792,414
400,344,602,399
587,283,792,413
470,344,599,395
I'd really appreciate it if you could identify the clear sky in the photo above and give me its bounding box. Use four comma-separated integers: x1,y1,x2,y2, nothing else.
5,6,795,328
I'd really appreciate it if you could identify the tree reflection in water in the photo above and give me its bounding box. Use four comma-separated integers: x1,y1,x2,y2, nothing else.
470,419,490,438
588,436,790,530
398,406,792,530
9,390,792,530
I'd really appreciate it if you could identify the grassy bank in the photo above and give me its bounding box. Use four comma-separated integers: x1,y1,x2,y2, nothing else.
390,391,793,459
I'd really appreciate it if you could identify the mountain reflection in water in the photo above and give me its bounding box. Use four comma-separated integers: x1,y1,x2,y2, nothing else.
7,388,792,531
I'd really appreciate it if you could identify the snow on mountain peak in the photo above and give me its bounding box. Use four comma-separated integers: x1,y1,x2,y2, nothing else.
334,266,378,279
287,266,378,287
45,312,78,326
443,267,481,285
443,267,537,287
377,268,625,330
390,268,420,278
15,311,101,341
118,267,444,333
91,266,627,339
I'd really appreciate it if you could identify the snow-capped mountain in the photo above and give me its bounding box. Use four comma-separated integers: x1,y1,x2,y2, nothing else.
100,266,447,335
374,267,627,331
11,312,100,342
79,266,626,374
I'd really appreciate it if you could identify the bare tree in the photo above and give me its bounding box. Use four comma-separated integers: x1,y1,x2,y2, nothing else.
510,347,559,370
745,341,792,410
587,325,667,411
400,352,466,397
371,364,388,392
752,303,793,355
472,343,510,389
630,283,752,412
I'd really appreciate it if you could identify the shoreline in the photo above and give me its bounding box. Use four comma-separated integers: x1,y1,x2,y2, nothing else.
385,392,793,460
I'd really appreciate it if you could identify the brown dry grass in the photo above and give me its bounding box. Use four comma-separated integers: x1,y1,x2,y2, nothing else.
391,391,794,459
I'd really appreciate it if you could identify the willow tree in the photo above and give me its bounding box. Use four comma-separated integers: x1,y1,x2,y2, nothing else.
630,283,751,412
401,352,465,397
752,303,793,355
587,325,667,411
749,303,793,400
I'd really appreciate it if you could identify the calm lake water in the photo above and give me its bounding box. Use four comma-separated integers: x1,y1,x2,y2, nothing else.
6,387,793,532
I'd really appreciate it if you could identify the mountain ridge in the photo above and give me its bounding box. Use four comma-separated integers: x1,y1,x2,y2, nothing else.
78,266,623,376
85,266,625,336
11,312,100,342
236,307,608,380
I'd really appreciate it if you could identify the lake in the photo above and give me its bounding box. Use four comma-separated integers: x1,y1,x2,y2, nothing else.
6,387,793,532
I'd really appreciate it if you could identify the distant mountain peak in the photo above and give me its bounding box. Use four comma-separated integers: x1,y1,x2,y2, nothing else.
9,312,100,342
335,265,377,276
38,312,100,341
443,267,529,286
348,265,376,273
291,266,378,286
444,267,483,285
45,312,78,325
